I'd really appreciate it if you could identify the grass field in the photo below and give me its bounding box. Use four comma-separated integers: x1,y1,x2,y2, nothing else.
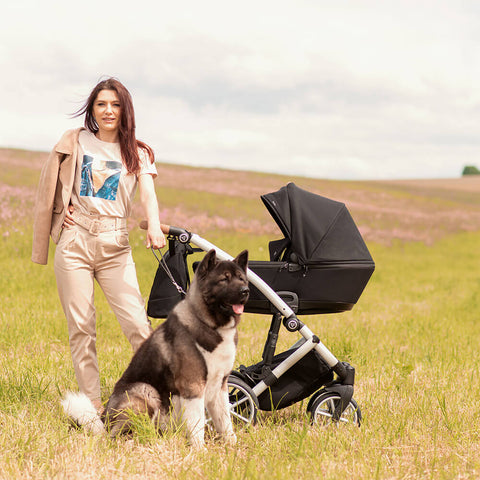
1,148,480,479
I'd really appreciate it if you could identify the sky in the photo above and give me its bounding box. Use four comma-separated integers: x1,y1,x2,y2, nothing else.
1,0,480,180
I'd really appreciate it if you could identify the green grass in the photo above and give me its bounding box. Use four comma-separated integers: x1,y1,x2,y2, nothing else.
2,223,480,479
157,186,262,218
1,149,480,478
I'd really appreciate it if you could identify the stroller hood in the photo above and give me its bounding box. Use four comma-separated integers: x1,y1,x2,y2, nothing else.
261,183,373,265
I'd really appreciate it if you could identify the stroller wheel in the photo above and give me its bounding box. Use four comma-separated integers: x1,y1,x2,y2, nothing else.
309,392,361,427
228,375,259,427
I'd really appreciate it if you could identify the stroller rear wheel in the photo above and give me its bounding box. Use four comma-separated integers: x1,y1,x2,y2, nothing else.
309,391,361,427
228,376,259,426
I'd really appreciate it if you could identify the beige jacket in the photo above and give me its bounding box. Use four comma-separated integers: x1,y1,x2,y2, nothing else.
32,128,83,265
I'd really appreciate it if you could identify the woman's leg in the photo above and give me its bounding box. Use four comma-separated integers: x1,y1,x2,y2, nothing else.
54,226,102,405
95,229,152,352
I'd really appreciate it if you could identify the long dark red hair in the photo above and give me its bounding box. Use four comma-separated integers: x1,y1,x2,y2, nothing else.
73,77,154,174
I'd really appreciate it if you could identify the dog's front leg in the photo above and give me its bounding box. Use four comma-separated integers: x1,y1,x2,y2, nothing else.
206,383,236,445
178,397,206,448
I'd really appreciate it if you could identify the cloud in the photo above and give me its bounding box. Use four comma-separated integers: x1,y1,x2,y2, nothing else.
1,0,480,179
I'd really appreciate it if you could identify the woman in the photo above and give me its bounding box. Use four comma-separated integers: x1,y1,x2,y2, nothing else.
32,78,166,410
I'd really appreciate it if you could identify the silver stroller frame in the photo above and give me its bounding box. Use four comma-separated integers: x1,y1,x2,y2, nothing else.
160,225,358,426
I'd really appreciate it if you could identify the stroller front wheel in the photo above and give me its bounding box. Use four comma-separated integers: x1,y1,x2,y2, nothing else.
309,391,361,427
228,375,259,427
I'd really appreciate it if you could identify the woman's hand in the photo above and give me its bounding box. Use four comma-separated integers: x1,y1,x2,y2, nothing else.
146,226,166,250
63,205,75,228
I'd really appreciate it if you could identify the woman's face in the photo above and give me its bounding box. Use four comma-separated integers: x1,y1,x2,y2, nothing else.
93,89,121,140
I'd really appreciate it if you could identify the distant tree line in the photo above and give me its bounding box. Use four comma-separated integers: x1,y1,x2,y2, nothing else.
462,165,480,176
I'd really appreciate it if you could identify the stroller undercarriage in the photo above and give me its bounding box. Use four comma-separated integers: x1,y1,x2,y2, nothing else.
147,183,374,428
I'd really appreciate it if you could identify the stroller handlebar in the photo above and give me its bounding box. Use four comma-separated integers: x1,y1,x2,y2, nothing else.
139,220,191,243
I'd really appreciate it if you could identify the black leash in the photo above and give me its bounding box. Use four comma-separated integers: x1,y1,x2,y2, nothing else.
151,247,187,296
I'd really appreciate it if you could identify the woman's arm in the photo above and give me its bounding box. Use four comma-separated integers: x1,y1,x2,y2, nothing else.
138,174,166,249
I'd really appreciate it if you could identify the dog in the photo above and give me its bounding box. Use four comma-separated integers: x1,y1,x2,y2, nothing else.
62,249,249,448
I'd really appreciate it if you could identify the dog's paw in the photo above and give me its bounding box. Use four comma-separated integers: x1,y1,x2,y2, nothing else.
218,431,237,445
188,438,207,451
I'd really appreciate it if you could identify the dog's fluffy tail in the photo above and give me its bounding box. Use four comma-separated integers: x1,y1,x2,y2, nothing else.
61,392,105,434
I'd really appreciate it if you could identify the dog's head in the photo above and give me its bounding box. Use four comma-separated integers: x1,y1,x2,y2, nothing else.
196,249,249,324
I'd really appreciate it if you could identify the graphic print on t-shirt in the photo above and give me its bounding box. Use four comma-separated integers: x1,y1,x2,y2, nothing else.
80,155,122,201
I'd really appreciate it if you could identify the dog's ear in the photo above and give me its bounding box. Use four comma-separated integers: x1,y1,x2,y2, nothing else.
233,250,248,272
197,249,217,277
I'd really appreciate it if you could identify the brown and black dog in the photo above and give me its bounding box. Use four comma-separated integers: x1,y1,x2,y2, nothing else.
62,249,249,448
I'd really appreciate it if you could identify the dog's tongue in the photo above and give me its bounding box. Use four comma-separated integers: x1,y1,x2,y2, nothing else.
232,304,244,315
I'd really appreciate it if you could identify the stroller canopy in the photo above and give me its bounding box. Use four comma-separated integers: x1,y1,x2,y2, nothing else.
261,183,373,265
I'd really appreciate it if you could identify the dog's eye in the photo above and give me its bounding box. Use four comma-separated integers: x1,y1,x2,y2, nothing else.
220,273,231,283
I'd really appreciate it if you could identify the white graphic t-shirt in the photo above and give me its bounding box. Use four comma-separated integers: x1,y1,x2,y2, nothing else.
71,130,157,218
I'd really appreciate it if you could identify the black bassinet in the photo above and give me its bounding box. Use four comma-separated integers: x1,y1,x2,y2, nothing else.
245,183,375,315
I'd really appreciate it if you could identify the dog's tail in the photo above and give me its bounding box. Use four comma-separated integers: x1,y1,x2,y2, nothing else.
61,392,105,435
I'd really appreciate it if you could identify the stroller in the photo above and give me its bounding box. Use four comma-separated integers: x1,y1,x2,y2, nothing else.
147,183,375,427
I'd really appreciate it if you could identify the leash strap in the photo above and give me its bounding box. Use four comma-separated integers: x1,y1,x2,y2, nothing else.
151,247,187,296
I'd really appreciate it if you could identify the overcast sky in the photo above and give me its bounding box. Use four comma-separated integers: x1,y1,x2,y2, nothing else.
1,0,480,180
